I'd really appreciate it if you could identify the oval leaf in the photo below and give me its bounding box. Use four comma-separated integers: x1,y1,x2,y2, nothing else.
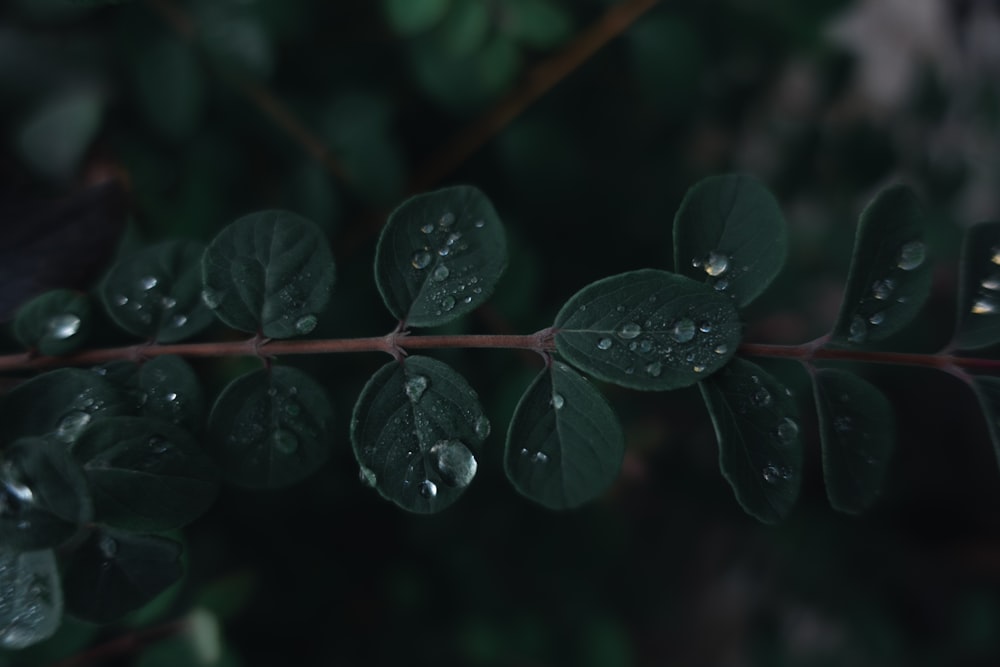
201,210,336,338
101,240,214,343
374,185,507,327
12,289,91,356
351,355,490,513
0,368,130,446
206,366,334,488
812,368,894,514
70,417,218,531
673,173,788,307
830,185,930,346
951,222,1000,350
1,438,93,551
504,361,624,509
62,527,182,624
137,356,206,431
553,269,740,390
0,549,63,649
699,358,803,523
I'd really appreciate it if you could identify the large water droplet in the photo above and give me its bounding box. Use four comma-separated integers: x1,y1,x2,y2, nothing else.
441,296,456,311
776,417,799,444
618,322,641,339
897,241,926,271
139,275,158,290
872,279,895,300
55,411,91,443
972,297,998,315
848,316,867,343
405,375,429,403
419,479,438,498
432,264,450,281
294,315,318,334
704,251,729,277
672,318,696,343
982,274,1000,291
597,338,613,350
430,440,477,488
411,251,432,269
46,314,81,340
271,429,298,454
551,393,565,410
475,415,491,439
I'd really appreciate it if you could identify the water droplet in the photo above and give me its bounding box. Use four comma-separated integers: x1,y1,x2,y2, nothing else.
160,296,177,309
833,416,853,434
751,387,772,408
646,362,662,377
714,279,729,292
638,339,654,354
437,246,451,257
430,440,477,487
992,245,1000,265
693,365,706,373
439,212,456,228
982,274,1000,291
776,417,799,444
897,241,926,271
165,392,178,402
441,296,456,311
170,314,188,328
446,232,462,246
201,289,221,309
431,264,450,281
972,297,997,315
714,344,728,355
618,322,641,339
530,452,549,464
294,315,318,334
271,429,298,454
597,338,613,350
359,466,376,487
139,275,158,290
704,251,729,277
98,534,118,558
405,375,429,403
474,219,485,228
625,366,635,375
474,415,491,439
46,314,80,340
762,465,780,484
551,394,565,410
848,316,867,343
672,318,696,343
698,322,712,333
872,279,895,300
420,222,434,234
868,312,885,325
56,411,91,443
113,294,128,306
419,479,438,498
411,251,432,269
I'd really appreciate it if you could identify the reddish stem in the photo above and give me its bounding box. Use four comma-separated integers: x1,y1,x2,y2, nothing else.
738,342,1000,373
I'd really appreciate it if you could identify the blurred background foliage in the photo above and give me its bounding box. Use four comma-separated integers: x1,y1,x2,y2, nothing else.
2,0,1000,665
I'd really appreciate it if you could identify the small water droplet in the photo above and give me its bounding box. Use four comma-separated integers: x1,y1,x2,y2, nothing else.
638,339,654,354
691,258,703,268
982,274,1000,291
165,392,178,402
474,219,485,228
441,296,456,311
597,338,613,350
359,466,376,487
693,365,706,373
776,417,799,444
762,465,780,484
99,534,118,558
714,344,728,355
446,232,462,246
411,251,432,269
439,212,456,228
872,279,895,300
295,315,318,334
714,279,729,292
437,246,451,257
704,251,729,277
751,387,772,408
618,322,641,339
867,312,884,325
113,294,129,306
672,318,696,343
56,411,91,443
551,394,565,410
848,316,868,343
271,429,298,454
160,296,177,309
625,366,635,375
475,415,491,439
419,479,438,498
47,314,81,340
646,361,662,378
897,241,926,271
405,375,429,403
972,297,998,315
432,264,450,281
833,416,853,434
139,275,158,290
170,314,188,328
992,245,1000,265
201,289,221,309
430,440,477,487
698,322,712,333
531,452,549,464
420,222,435,234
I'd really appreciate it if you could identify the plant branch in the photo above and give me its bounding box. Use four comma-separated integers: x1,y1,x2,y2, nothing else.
739,342,1000,373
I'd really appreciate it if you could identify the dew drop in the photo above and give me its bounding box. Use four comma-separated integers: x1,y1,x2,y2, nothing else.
139,275,158,290
698,322,712,333
358,466,377,487
411,251,432,269
113,294,129,306
897,241,926,271
869,312,885,325
776,417,799,444
405,375,429,403
419,479,438,498
170,314,188,328
848,316,868,343
531,452,549,464
439,212,456,228
833,416,854,434
972,297,997,315
597,338,613,350
638,339,654,354
982,274,1000,291
714,279,729,292
47,314,81,340
98,534,118,558
475,415,491,439
420,222,434,234
551,394,565,410
714,344,728,355
430,440,477,488
437,246,451,257
56,411,91,443
704,251,729,277
474,219,485,228
160,296,177,309
271,429,298,454
751,387,772,408
693,365,706,373
672,318,696,343
201,289,221,309
431,264,450,281
441,296,456,311
618,322,641,339
445,232,462,246
992,245,1000,266
646,361,662,378
872,279,895,300
762,465,780,484
294,315,318,334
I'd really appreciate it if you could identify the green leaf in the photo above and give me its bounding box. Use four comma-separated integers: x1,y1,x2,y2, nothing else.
132,35,205,140
673,173,788,308
830,185,930,345
206,366,334,489
17,88,104,180
383,0,450,35
812,368,894,513
504,361,625,509
0,549,62,649
411,33,520,112
12,289,91,356
502,0,573,49
62,527,182,624
699,358,803,523
553,269,740,390
951,222,1000,350
137,356,206,431
375,186,507,327
970,376,1000,470
201,211,336,339
0,438,93,552
69,417,218,531
432,0,490,56
351,355,490,513
0,369,130,446
101,240,214,343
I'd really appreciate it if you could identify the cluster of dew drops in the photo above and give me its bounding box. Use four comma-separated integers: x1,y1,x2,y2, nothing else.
848,241,926,343
970,245,1000,317
732,372,801,486
112,275,189,331
408,211,487,315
